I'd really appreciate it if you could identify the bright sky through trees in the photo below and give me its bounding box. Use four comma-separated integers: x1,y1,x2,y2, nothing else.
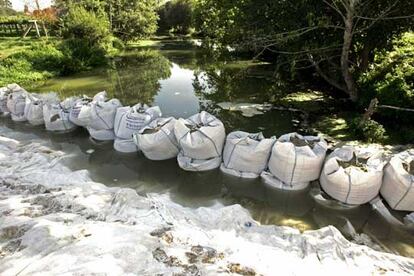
11,0,51,11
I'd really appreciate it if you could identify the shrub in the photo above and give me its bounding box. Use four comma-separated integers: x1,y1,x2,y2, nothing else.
60,4,115,72
351,118,387,143
359,33,414,123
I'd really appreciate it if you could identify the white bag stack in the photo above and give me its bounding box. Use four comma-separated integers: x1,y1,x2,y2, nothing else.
381,150,414,211
263,133,327,190
86,98,123,141
6,84,28,122
69,91,107,126
174,111,225,171
113,104,162,153
0,86,10,114
220,131,275,178
320,146,386,205
43,97,78,132
133,117,179,160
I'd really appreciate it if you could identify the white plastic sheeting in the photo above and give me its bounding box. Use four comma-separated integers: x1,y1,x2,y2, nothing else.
320,146,386,205
112,104,161,153
266,133,327,189
133,117,179,160
174,111,225,171
220,131,275,178
43,98,78,132
86,99,122,141
381,150,414,211
6,84,28,122
0,86,10,114
69,92,107,126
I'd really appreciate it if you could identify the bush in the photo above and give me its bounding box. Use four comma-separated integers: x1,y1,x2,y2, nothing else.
60,4,115,72
359,33,414,123
351,118,387,143
0,42,63,86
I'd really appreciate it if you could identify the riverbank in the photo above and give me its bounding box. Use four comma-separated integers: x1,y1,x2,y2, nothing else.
0,126,413,275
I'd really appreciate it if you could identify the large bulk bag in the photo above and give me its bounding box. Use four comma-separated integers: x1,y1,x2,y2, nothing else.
267,133,327,189
24,94,44,126
114,104,162,139
174,111,225,171
133,117,179,160
0,86,10,114
320,146,386,205
6,84,28,122
381,150,414,211
113,104,161,153
43,98,77,132
220,131,275,178
87,127,116,141
69,91,107,126
88,99,122,130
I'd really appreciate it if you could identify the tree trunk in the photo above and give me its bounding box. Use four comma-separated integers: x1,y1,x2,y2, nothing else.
360,43,371,72
341,0,358,102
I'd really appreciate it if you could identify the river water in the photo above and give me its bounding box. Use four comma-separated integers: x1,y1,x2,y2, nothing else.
2,39,412,257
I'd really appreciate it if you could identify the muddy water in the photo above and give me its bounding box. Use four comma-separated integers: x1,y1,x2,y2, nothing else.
3,39,412,257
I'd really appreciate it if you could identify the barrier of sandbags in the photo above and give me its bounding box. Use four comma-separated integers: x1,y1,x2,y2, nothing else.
174,111,225,171
6,84,28,122
320,146,386,205
133,117,179,160
264,133,327,190
220,131,275,178
86,99,123,141
69,91,107,127
113,104,162,153
381,150,414,211
0,86,10,114
43,98,78,132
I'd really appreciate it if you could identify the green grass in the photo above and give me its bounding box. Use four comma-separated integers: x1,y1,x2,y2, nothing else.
0,37,60,60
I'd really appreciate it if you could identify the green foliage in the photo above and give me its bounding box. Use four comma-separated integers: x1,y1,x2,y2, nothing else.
0,15,30,24
194,0,414,99
60,4,114,72
351,118,387,143
55,0,159,41
158,0,196,35
0,42,64,86
359,33,414,122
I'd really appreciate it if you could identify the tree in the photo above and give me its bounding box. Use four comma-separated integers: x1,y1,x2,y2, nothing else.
195,0,414,102
54,0,159,41
158,0,195,34
0,0,14,15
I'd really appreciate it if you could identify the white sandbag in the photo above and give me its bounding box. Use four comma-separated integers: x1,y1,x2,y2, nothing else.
114,104,162,140
174,111,225,171
220,131,275,178
23,93,58,126
69,91,107,126
267,133,327,189
133,117,179,160
261,171,309,190
381,150,414,211
320,146,386,205
6,84,28,122
24,94,44,126
43,98,78,132
87,127,115,141
87,99,122,131
113,138,138,153
0,86,10,114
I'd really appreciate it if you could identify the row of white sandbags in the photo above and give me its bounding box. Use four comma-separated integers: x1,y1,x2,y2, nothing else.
320,146,414,211
0,84,78,132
